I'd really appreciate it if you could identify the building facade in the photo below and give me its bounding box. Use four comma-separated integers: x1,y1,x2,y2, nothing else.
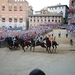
47,5,69,24
29,14,63,28
35,4,69,24
0,0,29,30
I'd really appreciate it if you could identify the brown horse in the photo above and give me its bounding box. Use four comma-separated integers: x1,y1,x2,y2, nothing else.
45,37,59,53
18,38,31,52
30,38,46,52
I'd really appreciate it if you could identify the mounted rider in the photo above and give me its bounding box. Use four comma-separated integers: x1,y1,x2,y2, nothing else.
49,34,53,47
24,35,28,46
35,36,39,45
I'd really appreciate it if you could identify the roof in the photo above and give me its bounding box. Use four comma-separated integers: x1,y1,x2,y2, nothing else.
47,5,69,9
29,13,63,17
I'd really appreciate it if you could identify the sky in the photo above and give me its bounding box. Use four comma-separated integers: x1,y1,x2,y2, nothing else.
27,0,69,12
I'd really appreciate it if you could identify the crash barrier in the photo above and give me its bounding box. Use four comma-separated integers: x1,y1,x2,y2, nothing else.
0,40,8,48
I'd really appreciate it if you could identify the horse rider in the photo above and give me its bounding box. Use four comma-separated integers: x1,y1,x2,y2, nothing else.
17,35,20,39
35,36,39,45
24,35,28,46
12,37,16,45
49,34,53,47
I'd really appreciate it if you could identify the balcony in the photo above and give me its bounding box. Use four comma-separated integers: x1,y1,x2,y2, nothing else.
67,10,73,13
9,9,12,11
2,20,5,22
9,20,12,22
20,21,22,23
20,9,22,11
14,9,17,11
2,9,5,11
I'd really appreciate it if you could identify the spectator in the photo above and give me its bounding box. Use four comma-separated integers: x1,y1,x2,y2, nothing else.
52,31,54,36
66,31,68,37
58,31,61,37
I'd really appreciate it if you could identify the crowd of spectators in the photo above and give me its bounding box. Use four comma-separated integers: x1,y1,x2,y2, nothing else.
66,24,75,35
0,26,53,40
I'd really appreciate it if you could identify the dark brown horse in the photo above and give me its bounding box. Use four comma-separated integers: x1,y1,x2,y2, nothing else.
5,37,19,50
30,38,46,52
18,38,31,52
45,37,59,53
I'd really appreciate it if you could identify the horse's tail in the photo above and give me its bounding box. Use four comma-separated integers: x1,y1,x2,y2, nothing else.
54,41,59,46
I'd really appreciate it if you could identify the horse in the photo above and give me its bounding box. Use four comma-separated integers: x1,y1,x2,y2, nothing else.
45,37,59,53
30,37,46,52
5,37,19,50
18,38,31,52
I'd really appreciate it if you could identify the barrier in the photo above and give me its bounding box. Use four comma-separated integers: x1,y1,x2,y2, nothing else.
0,40,8,48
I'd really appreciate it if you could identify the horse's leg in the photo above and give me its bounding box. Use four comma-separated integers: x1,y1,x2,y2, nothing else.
49,47,52,53
33,46,35,52
30,45,32,51
26,45,29,50
52,45,54,53
22,45,25,52
47,47,49,53
55,45,57,53
46,46,48,51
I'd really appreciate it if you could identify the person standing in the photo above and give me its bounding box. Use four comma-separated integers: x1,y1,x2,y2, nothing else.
52,31,54,36
66,31,68,37
58,31,61,37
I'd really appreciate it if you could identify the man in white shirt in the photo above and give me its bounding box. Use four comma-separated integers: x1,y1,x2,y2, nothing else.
66,31,68,37
58,31,61,37
52,32,54,36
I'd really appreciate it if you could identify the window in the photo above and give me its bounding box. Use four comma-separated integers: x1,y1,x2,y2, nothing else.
52,20,54,22
34,20,35,22
59,7,61,9
19,18,23,23
30,19,32,22
55,20,57,23
2,18,5,22
9,6,12,11
40,16,42,18
9,18,12,22
48,20,50,22
55,7,57,9
14,6,17,11
37,20,39,23
20,6,23,11
2,6,5,11
14,18,17,22
62,7,64,9
41,19,43,22
52,16,54,18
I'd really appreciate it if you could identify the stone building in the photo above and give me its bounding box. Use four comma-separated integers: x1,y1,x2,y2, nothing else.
29,13,63,28
35,4,69,24
0,0,31,30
